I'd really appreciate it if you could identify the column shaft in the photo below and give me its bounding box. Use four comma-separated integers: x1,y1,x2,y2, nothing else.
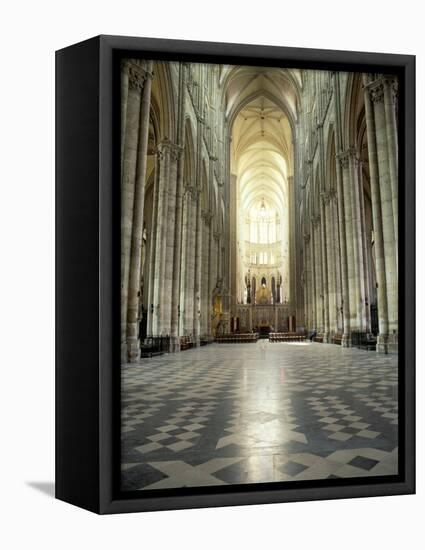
371,83,398,345
384,77,399,259
126,65,153,361
120,67,143,361
320,198,330,340
170,63,187,351
193,192,202,346
363,81,389,351
152,144,171,336
309,223,317,330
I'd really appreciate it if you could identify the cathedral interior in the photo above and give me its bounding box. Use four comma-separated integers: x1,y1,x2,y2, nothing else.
120,60,399,490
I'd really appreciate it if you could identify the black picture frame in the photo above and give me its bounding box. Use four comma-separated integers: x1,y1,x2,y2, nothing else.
56,35,415,514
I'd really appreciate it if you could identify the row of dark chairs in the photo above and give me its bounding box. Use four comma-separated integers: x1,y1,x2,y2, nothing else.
215,333,259,343
180,337,213,349
269,332,306,342
332,333,343,345
140,336,169,357
318,332,377,350
180,336,193,350
351,331,377,351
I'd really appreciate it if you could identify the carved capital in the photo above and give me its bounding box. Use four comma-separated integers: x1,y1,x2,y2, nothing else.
184,183,195,197
196,112,205,124
337,150,351,169
329,186,337,200
391,80,399,103
201,211,213,225
128,66,146,91
156,139,181,161
348,147,362,167
370,83,384,104
321,191,331,206
383,76,399,104
184,185,200,202
311,215,320,228
155,147,165,161
170,144,183,162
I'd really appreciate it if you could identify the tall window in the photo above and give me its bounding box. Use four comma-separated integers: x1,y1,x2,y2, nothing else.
248,198,279,245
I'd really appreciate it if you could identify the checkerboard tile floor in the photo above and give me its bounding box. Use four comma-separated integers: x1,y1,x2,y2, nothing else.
121,341,398,490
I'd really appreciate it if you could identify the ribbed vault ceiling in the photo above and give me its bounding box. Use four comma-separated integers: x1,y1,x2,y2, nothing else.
224,66,300,223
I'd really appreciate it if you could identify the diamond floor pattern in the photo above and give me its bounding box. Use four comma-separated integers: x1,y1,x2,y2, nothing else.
121,341,398,490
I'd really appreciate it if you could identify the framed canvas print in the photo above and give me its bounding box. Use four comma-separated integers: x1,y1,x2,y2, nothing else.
56,35,415,514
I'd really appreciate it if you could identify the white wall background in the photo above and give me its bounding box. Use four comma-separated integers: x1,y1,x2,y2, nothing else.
0,1,422,548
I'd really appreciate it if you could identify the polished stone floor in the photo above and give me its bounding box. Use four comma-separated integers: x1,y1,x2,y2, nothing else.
121,341,398,491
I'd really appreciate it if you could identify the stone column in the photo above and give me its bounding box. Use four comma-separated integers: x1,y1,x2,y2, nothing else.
193,188,202,346
383,76,399,260
320,195,330,341
313,216,323,333
170,153,184,350
325,192,336,335
126,63,153,362
206,215,214,338
303,234,311,330
183,191,196,337
332,71,350,344
348,148,367,331
293,139,305,330
357,159,372,333
336,155,351,345
363,79,389,352
179,187,190,337
370,81,398,349
146,153,160,337
339,152,357,334
152,142,171,336
162,147,179,336
215,232,222,281
288,175,296,311
120,61,130,173
331,191,343,334
203,213,214,337
170,63,187,351
309,221,317,330
120,63,143,362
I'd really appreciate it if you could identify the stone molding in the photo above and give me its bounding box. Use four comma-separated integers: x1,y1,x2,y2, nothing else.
155,139,182,160
321,191,331,206
337,148,358,169
384,76,399,104
370,83,385,104
328,186,337,200
128,66,146,91
201,211,213,225
184,184,200,201
311,215,321,228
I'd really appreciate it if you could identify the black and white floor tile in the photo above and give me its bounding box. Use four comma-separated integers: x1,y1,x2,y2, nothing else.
121,341,398,490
